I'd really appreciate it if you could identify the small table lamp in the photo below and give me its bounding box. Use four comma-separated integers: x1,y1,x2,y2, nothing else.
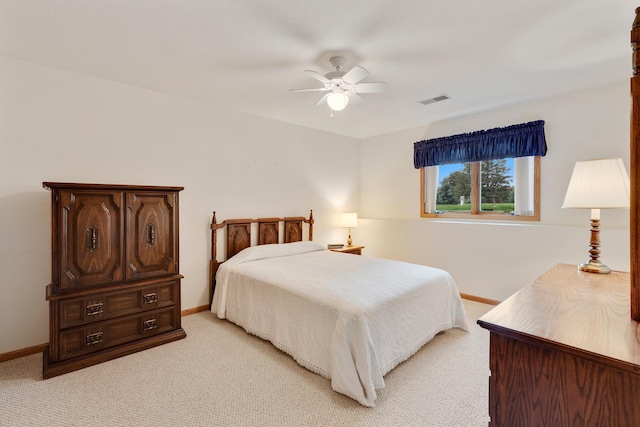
341,212,358,247
562,158,630,273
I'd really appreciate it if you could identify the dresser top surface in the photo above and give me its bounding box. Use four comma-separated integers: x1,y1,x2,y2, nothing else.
43,182,184,192
478,263,640,367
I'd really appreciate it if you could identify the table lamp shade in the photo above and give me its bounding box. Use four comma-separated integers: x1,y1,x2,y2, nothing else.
341,212,358,228
562,158,630,209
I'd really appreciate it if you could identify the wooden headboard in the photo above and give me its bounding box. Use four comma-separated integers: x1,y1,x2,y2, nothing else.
209,210,314,306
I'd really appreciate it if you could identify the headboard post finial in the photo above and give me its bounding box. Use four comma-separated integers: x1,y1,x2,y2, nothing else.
309,209,314,241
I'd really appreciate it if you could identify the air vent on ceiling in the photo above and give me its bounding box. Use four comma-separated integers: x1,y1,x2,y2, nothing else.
418,94,450,105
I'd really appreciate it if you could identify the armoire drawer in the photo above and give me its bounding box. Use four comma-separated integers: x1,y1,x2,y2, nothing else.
58,280,177,329
57,307,178,361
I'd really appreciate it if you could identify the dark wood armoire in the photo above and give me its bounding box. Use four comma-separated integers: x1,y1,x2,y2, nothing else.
42,182,186,378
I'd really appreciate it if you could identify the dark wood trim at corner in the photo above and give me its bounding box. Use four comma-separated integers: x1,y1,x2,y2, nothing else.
181,305,209,316
460,293,501,306
0,343,48,363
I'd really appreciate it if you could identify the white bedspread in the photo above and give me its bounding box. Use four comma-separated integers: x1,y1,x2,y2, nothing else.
211,242,469,407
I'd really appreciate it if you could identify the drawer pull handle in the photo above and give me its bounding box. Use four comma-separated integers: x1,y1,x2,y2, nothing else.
86,302,104,316
146,223,156,247
143,292,158,304
143,319,157,331
86,226,99,252
86,332,104,346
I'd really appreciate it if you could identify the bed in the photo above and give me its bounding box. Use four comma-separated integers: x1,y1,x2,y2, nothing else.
209,211,469,407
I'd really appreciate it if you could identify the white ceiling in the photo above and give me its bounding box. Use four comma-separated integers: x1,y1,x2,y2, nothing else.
0,1,635,139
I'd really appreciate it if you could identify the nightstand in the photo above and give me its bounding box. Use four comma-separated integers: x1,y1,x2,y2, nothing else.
329,245,364,255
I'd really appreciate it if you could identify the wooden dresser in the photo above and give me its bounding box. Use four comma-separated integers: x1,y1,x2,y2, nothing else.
477,264,640,426
42,182,186,378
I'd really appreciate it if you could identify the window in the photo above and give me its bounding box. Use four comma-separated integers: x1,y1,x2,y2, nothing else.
414,120,546,222
420,156,540,220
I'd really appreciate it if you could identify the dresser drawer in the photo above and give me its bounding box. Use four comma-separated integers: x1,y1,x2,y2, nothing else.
59,280,177,329
57,307,178,361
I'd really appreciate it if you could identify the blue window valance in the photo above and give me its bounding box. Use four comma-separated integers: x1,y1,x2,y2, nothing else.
413,120,547,169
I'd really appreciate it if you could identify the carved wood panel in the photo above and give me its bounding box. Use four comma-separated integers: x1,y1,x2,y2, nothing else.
258,221,279,245
226,223,251,259
57,190,123,291
284,220,302,243
125,192,177,281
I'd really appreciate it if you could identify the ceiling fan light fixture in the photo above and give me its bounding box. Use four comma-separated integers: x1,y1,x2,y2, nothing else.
327,92,349,111
291,56,385,112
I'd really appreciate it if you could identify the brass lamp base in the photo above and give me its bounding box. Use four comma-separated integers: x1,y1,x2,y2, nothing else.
578,259,611,274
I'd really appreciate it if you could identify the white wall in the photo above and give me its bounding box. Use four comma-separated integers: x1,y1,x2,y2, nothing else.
359,82,631,301
0,54,632,355
0,56,360,354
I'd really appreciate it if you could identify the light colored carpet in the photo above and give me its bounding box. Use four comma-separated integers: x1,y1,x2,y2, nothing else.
0,300,492,427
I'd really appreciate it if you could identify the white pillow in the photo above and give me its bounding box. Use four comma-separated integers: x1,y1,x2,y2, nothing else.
228,241,325,264
212,241,325,318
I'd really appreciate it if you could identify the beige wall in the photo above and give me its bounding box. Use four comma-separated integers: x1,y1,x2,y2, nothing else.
359,82,630,301
0,53,631,354
0,56,361,354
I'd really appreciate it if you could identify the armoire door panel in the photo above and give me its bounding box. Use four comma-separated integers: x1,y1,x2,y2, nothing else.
58,190,123,291
125,192,177,280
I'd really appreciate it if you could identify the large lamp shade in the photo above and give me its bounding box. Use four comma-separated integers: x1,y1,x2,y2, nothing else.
562,158,630,210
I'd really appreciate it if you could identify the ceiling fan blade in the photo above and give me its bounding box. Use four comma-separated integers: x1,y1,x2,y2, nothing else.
314,93,330,106
353,82,386,93
290,88,330,92
305,70,331,84
346,92,364,105
341,65,368,84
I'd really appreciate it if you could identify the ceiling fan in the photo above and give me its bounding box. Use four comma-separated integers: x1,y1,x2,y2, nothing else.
291,56,386,112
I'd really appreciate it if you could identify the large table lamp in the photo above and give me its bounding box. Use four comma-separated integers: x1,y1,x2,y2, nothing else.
341,212,358,247
562,158,630,273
